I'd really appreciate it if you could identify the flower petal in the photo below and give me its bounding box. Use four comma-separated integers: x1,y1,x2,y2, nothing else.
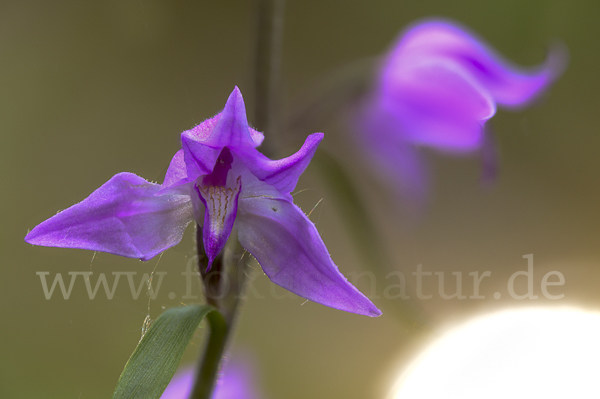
377,59,496,152
387,19,565,108
237,133,323,194
236,197,381,317
160,368,194,399
248,126,265,148
161,357,261,399
180,88,263,180
205,87,259,148
198,177,242,269
181,133,222,180
163,149,187,188
184,87,260,149
25,173,193,261
354,109,430,204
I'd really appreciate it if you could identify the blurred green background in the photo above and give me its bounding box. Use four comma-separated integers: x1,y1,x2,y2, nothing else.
3,0,600,398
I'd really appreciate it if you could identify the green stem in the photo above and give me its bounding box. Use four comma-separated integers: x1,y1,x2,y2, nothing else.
188,311,229,399
189,227,248,399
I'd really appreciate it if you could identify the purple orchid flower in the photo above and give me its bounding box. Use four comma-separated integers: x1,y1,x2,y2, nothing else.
25,87,381,317
161,358,260,399
354,19,565,201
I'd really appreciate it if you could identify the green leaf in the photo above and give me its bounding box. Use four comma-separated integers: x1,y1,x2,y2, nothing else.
112,304,216,399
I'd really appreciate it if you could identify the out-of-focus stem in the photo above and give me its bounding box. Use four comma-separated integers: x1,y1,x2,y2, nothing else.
313,150,431,333
253,0,285,155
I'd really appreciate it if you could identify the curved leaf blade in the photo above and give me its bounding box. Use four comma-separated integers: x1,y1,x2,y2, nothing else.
112,304,216,399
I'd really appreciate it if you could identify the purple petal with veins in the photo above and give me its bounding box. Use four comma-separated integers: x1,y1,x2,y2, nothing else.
25,173,193,261
239,132,323,195
198,175,241,270
237,196,381,317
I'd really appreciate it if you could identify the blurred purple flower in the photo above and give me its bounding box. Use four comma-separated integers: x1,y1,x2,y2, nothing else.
25,87,380,317
355,19,566,201
161,358,260,399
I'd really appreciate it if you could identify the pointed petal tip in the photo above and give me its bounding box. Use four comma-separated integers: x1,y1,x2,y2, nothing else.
312,297,382,317
312,295,382,317
221,86,247,122
24,230,38,245
23,223,56,247
345,297,382,317
227,86,245,107
24,229,52,248
370,307,383,317
308,132,325,145
355,299,382,317
204,258,213,272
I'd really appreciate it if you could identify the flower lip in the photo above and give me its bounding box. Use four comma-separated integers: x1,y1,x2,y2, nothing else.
197,175,242,270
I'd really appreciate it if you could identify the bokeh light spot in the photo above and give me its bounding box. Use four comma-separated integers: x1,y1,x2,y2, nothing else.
388,307,600,399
